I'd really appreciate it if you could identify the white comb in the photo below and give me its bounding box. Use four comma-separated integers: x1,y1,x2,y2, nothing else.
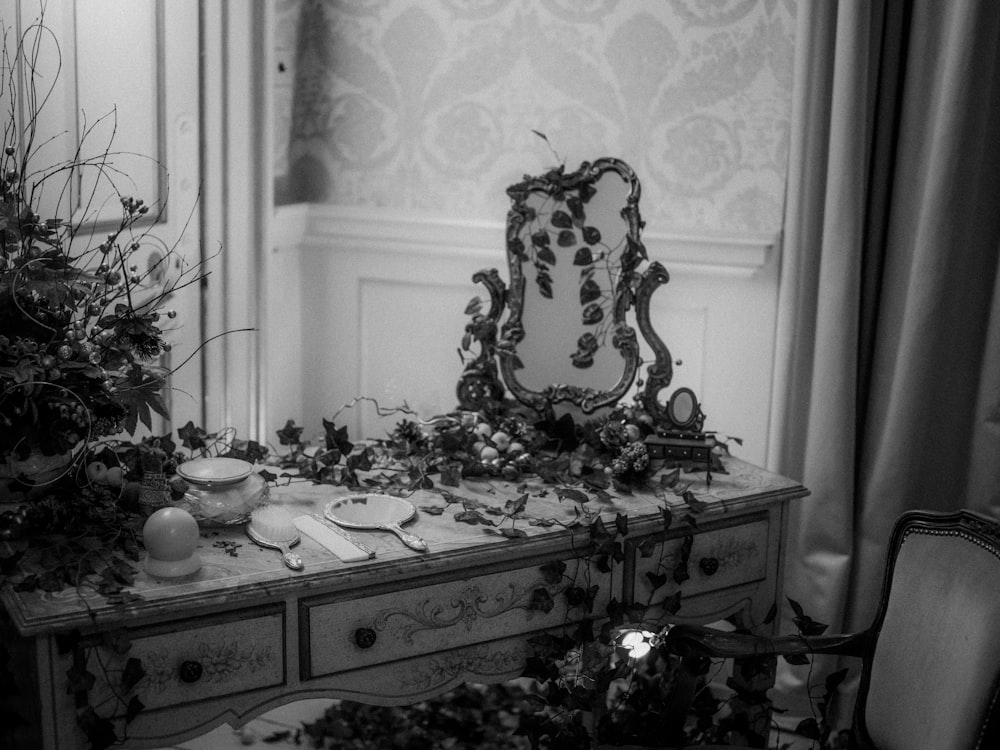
294,514,375,562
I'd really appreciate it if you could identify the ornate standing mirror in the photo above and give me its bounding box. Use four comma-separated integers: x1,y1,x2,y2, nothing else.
457,158,704,436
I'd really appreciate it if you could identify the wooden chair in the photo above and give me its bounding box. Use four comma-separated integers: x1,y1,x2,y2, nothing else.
663,510,1000,749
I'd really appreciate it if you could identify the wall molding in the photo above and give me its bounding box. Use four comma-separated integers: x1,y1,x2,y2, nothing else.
274,204,777,276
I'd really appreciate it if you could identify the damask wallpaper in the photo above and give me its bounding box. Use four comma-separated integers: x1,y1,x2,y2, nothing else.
274,0,796,236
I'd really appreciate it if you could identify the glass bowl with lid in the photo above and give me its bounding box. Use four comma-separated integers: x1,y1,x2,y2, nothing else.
173,457,269,526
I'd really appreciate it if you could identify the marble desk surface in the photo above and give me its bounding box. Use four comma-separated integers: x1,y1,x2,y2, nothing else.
1,456,805,637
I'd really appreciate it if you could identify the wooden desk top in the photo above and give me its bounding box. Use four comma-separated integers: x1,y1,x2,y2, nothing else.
2,456,806,638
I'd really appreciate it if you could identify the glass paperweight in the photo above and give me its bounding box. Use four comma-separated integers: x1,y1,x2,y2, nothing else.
174,457,269,527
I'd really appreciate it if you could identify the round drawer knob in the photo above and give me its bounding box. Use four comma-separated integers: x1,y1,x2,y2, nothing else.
179,660,203,683
354,627,377,649
699,557,720,576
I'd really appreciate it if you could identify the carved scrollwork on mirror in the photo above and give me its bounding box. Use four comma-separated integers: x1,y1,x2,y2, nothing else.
457,157,703,436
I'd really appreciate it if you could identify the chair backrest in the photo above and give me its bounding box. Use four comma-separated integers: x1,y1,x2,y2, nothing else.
855,510,1000,750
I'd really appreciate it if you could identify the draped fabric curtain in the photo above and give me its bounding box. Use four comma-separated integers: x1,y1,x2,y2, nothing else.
768,0,1000,726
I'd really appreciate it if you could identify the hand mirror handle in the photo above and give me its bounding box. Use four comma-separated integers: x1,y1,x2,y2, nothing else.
383,522,428,552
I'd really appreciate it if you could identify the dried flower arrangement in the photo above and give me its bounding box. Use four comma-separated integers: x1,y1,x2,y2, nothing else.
0,13,213,597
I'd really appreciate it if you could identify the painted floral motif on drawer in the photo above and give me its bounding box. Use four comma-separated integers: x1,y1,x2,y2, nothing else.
141,640,275,693
371,579,554,644
399,643,526,692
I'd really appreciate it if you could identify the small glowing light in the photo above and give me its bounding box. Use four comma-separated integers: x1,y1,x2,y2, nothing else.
619,629,654,660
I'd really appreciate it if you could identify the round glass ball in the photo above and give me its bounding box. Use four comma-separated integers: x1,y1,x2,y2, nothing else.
142,506,202,577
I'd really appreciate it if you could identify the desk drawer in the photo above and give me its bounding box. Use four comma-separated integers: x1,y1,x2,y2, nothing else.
630,517,769,606
301,559,606,679
120,605,285,710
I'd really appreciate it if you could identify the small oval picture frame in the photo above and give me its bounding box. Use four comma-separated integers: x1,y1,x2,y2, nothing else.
667,387,703,432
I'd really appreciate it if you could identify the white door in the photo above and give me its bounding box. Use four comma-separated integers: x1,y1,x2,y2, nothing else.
1,0,205,435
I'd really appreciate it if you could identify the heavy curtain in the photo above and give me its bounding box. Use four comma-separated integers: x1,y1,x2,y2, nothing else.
768,0,1000,726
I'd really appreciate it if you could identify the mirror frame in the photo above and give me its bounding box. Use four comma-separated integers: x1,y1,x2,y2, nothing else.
458,158,702,434
500,158,651,414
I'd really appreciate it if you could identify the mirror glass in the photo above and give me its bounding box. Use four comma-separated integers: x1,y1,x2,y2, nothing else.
669,389,695,426
325,494,415,527
513,172,629,393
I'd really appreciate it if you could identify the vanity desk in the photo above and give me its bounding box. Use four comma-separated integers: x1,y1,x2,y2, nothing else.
1,456,806,749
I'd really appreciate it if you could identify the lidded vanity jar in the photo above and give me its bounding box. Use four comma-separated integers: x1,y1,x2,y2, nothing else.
173,457,269,526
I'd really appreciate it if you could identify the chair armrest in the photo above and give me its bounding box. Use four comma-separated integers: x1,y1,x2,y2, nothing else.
662,623,870,660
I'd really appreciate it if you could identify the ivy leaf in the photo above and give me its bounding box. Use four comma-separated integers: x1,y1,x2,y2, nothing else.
673,536,693,584
536,270,553,299
527,587,555,614
539,559,566,584
536,245,557,266
660,506,674,531
645,571,667,591
637,537,657,558
77,707,118,750
606,598,625,627
508,236,527,260
661,590,682,615
557,229,576,247
530,229,550,248
582,225,601,244
784,652,812,666
550,209,572,228
683,490,708,512
276,419,304,446
322,419,353,454
464,296,483,315
661,468,681,489
624,602,647,624
555,486,589,504
787,597,829,636
121,657,145,691
586,485,613,503
589,516,613,542
102,629,131,655
795,718,822,740
418,505,444,516
573,246,593,266
454,509,495,526
614,512,628,537
177,420,208,451
581,303,604,325
579,278,601,305
346,450,372,473
65,665,97,694
795,615,829,637
498,527,528,539
504,493,528,516
528,516,558,527
564,585,586,607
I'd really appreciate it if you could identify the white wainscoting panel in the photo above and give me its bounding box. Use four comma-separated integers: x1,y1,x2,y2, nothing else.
268,205,778,466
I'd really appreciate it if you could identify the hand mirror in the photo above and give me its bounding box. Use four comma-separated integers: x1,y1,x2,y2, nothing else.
324,494,428,552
